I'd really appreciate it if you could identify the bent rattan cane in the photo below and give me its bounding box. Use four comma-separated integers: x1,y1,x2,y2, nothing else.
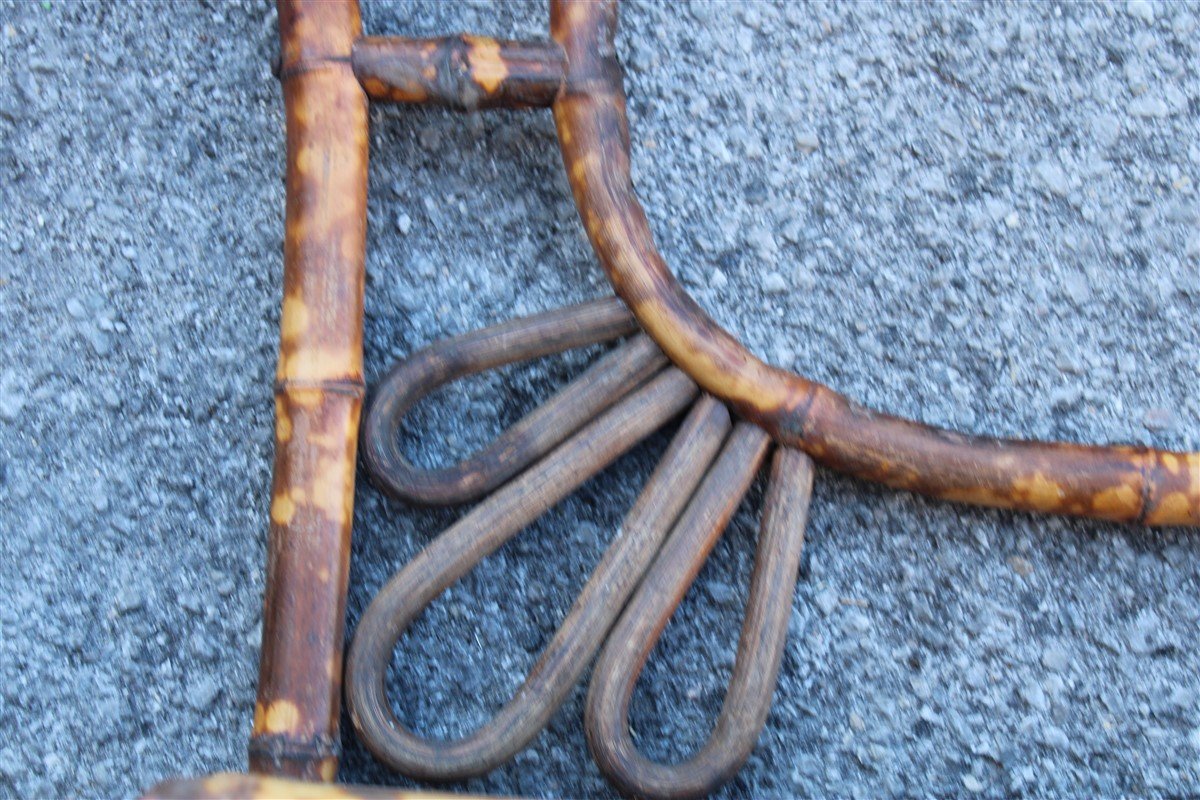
345,301,815,798
146,1,1197,799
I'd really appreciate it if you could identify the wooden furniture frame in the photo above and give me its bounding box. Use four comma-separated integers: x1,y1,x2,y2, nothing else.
147,1,1197,798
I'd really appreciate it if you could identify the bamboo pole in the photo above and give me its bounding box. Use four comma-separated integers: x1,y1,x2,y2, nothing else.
249,0,369,782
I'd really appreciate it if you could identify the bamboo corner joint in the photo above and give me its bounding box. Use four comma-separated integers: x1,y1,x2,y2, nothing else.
145,1,1200,799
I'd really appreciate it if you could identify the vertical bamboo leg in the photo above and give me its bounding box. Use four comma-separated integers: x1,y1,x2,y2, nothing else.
249,0,368,783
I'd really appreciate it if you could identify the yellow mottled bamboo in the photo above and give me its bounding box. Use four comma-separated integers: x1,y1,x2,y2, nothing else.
249,0,369,783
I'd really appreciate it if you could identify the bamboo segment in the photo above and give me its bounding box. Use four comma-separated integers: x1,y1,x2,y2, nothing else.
143,772,475,800
362,298,664,505
586,442,814,800
346,369,699,779
550,0,1198,527
250,0,368,783
353,35,565,110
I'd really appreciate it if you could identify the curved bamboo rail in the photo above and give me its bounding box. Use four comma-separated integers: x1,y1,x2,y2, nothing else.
548,0,1196,527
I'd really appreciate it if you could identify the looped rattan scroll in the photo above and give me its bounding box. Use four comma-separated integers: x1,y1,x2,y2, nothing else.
587,444,814,799
361,297,658,505
347,301,815,795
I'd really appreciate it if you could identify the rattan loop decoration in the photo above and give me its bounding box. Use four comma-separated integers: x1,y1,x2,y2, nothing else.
347,302,815,798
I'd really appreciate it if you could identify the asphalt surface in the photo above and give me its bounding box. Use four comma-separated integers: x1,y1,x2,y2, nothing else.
0,0,1198,798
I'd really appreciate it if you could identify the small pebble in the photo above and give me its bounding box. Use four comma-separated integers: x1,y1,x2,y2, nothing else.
186,676,219,710
815,588,839,616
1008,555,1034,577
1188,726,1200,750
962,774,985,794
1129,96,1170,118
0,747,18,779
178,591,204,615
0,372,25,422
1125,61,1148,95
1128,609,1162,654
115,587,144,614
1142,407,1174,432
1034,161,1070,197
1092,113,1122,148
1174,13,1198,37
1042,643,1070,672
795,132,820,153
1049,385,1083,409
966,664,988,689
1041,726,1070,750
844,611,871,634
1126,0,1155,23
418,126,441,150
395,213,412,235
705,580,738,607
1062,273,1090,304
1021,681,1050,712
763,272,787,294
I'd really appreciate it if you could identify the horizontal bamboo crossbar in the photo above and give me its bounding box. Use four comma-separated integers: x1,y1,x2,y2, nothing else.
353,35,565,110
145,772,479,799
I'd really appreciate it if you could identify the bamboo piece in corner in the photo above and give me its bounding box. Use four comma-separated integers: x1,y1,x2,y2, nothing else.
249,0,368,783
143,772,480,799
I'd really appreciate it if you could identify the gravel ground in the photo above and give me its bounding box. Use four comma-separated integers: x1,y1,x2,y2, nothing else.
1,0,1198,797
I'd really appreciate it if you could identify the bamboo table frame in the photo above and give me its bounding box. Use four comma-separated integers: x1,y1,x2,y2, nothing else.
147,0,1198,798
